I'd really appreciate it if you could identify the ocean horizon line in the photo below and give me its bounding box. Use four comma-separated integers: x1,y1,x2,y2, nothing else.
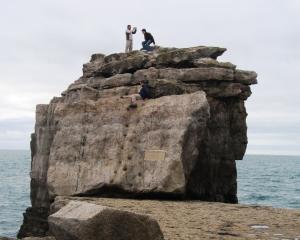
0,149,299,158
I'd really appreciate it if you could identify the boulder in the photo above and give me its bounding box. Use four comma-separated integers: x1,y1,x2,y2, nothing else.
48,201,164,240
46,92,209,198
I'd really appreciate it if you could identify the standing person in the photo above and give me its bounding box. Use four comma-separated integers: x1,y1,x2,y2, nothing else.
141,29,155,51
125,25,137,53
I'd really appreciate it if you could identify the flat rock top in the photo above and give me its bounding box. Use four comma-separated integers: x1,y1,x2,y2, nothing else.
55,197,300,240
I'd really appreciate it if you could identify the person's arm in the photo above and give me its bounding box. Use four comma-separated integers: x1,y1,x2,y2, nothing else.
132,27,137,34
150,33,155,45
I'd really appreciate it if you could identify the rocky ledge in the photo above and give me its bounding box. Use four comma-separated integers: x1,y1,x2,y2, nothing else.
52,197,300,240
12,197,300,240
19,45,258,238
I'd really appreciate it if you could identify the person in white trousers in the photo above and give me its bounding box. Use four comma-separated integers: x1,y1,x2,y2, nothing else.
125,25,136,53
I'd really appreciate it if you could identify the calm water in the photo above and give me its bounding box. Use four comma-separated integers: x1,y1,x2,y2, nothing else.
237,154,300,209
0,150,299,237
0,150,30,238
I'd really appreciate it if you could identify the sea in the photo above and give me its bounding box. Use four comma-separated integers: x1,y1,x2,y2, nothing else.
0,150,299,237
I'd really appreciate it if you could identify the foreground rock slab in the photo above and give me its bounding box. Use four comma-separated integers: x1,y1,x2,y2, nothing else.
52,197,300,240
48,200,164,240
0,237,55,240
22,237,56,240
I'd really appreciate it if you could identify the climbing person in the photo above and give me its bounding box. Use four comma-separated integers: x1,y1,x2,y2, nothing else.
141,29,155,52
139,80,151,100
125,25,137,53
121,80,151,110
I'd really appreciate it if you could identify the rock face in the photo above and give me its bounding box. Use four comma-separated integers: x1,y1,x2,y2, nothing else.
18,45,257,238
48,201,164,240
46,91,209,198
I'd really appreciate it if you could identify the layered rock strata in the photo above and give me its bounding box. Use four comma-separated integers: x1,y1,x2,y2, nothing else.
19,46,257,238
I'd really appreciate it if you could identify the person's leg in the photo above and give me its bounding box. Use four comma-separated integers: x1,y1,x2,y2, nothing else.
144,40,152,51
127,94,140,109
141,41,147,50
131,95,137,104
129,40,133,52
125,40,129,53
131,94,141,103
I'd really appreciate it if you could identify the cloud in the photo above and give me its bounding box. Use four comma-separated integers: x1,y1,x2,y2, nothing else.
0,118,33,149
0,0,299,154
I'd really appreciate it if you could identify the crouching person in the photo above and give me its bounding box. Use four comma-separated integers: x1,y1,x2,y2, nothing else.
122,80,151,110
141,29,155,52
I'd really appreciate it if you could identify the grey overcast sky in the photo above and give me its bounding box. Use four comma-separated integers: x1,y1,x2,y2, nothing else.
0,0,299,155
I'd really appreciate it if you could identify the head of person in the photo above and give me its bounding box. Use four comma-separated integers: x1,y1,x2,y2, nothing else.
127,25,131,30
142,29,146,34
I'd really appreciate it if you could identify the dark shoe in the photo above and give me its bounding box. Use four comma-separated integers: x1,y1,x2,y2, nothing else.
127,103,137,111
129,103,137,108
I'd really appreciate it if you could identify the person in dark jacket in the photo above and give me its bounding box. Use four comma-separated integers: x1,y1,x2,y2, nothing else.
121,80,151,110
139,81,151,100
141,29,155,51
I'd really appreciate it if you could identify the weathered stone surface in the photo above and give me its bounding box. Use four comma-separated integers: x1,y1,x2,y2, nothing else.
87,46,227,78
17,206,49,238
98,86,138,99
90,73,135,89
133,67,234,84
19,45,257,238
23,237,56,240
46,92,209,198
48,201,164,240
95,53,148,77
83,54,105,77
155,46,226,67
159,67,234,82
193,57,236,69
234,69,258,85
185,82,252,99
52,197,300,240
0,236,55,240
148,79,185,98
133,67,159,82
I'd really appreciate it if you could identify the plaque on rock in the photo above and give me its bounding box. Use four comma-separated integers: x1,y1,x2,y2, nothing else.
144,150,166,161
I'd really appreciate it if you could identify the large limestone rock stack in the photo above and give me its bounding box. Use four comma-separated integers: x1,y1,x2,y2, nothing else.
19,46,257,238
